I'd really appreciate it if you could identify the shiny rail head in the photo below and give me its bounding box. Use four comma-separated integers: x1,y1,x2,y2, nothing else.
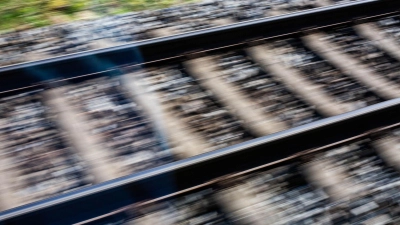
0,97,400,221
0,0,380,73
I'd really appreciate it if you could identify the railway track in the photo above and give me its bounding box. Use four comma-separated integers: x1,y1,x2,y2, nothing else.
2,0,400,224
1,0,400,92
75,125,400,225
0,0,366,67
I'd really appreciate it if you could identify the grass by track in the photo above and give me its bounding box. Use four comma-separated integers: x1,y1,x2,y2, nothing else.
0,0,197,33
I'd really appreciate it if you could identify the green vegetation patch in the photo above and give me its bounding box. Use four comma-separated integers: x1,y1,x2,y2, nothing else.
0,0,198,32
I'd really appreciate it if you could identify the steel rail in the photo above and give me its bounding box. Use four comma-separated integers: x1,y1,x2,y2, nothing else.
74,122,400,225
1,0,400,93
1,98,400,224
